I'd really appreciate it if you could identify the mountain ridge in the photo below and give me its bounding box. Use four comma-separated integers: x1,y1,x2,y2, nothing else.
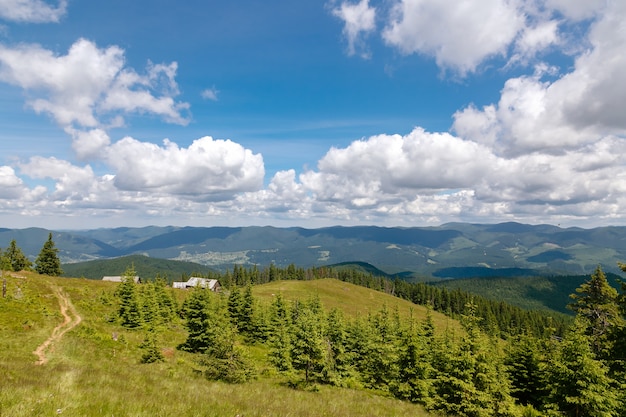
2,222,626,278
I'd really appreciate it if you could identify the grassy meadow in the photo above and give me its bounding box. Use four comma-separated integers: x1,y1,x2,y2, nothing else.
252,278,458,333
0,272,432,417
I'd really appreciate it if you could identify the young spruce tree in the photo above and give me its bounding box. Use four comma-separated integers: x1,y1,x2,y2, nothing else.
5,239,32,272
545,316,619,417
569,265,622,359
116,265,142,329
35,233,63,276
290,299,327,384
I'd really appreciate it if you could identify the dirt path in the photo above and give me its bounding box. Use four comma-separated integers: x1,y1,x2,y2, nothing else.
33,284,82,365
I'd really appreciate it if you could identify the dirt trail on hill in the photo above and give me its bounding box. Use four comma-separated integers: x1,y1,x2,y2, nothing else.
33,285,82,365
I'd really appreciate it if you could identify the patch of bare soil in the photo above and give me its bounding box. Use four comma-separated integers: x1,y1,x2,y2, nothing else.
33,285,82,365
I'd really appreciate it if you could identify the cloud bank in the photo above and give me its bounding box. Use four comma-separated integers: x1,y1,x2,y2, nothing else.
0,0,625,228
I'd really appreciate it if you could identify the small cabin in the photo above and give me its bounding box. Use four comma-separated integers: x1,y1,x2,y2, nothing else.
102,275,141,284
172,277,220,291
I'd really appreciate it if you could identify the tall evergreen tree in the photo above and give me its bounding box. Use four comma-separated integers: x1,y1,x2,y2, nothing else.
504,331,548,409
358,305,400,391
429,304,516,417
239,285,258,340
193,292,256,383
611,264,626,416
116,265,142,329
290,300,327,383
35,233,63,276
569,265,621,358
545,317,619,417
178,286,213,353
140,328,165,364
613,263,626,371
227,285,244,329
153,277,177,323
323,308,355,385
391,317,435,405
268,293,293,371
5,239,31,272
139,281,160,327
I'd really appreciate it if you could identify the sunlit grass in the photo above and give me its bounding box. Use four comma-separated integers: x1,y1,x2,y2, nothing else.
0,273,433,417
253,278,460,333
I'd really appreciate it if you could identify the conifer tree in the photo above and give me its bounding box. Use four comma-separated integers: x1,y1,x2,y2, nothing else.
290,299,327,383
504,331,548,409
569,265,621,358
227,285,243,328
116,265,142,328
153,277,177,323
269,318,292,371
140,281,159,326
140,328,165,363
323,308,355,385
0,248,10,271
612,263,626,372
545,317,618,417
35,233,63,276
358,305,400,391
268,293,293,371
194,294,256,383
178,286,213,353
5,239,31,272
239,285,257,340
391,317,435,405
429,304,516,417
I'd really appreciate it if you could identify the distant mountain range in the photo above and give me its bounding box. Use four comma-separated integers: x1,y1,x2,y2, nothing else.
2,222,626,278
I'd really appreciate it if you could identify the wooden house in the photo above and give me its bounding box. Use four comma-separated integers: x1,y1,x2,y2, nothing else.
172,277,220,291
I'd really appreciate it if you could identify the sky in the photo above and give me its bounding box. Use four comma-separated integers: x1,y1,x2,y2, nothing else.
0,0,625,230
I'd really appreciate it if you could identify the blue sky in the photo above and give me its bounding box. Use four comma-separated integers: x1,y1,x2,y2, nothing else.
0,0,625,229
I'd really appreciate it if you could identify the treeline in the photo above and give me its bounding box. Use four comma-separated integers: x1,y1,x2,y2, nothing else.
188,264,569,338
110,264,626,417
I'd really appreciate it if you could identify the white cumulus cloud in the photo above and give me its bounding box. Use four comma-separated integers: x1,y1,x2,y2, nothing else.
0,165,28,198
0,38,190,128
382,0,525,75
0,0,67,23
453,1,626,156
105,136,265,199
65,127,112,160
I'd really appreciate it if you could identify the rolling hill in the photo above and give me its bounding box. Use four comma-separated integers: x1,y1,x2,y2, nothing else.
0,272,437,416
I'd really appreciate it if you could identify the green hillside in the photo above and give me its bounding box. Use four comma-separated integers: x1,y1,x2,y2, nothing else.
3,269,622,416
0,272,432,417
252,278,459,333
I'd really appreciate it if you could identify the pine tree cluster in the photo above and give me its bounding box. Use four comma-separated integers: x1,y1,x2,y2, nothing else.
106,262,626,416
0,233,63,276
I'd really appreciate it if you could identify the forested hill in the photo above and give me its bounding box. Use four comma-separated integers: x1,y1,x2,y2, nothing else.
433,273,624,314
3,222,626,277
3,264,624,416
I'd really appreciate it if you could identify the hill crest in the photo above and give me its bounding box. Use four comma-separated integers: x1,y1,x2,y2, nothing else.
3,222,626,278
